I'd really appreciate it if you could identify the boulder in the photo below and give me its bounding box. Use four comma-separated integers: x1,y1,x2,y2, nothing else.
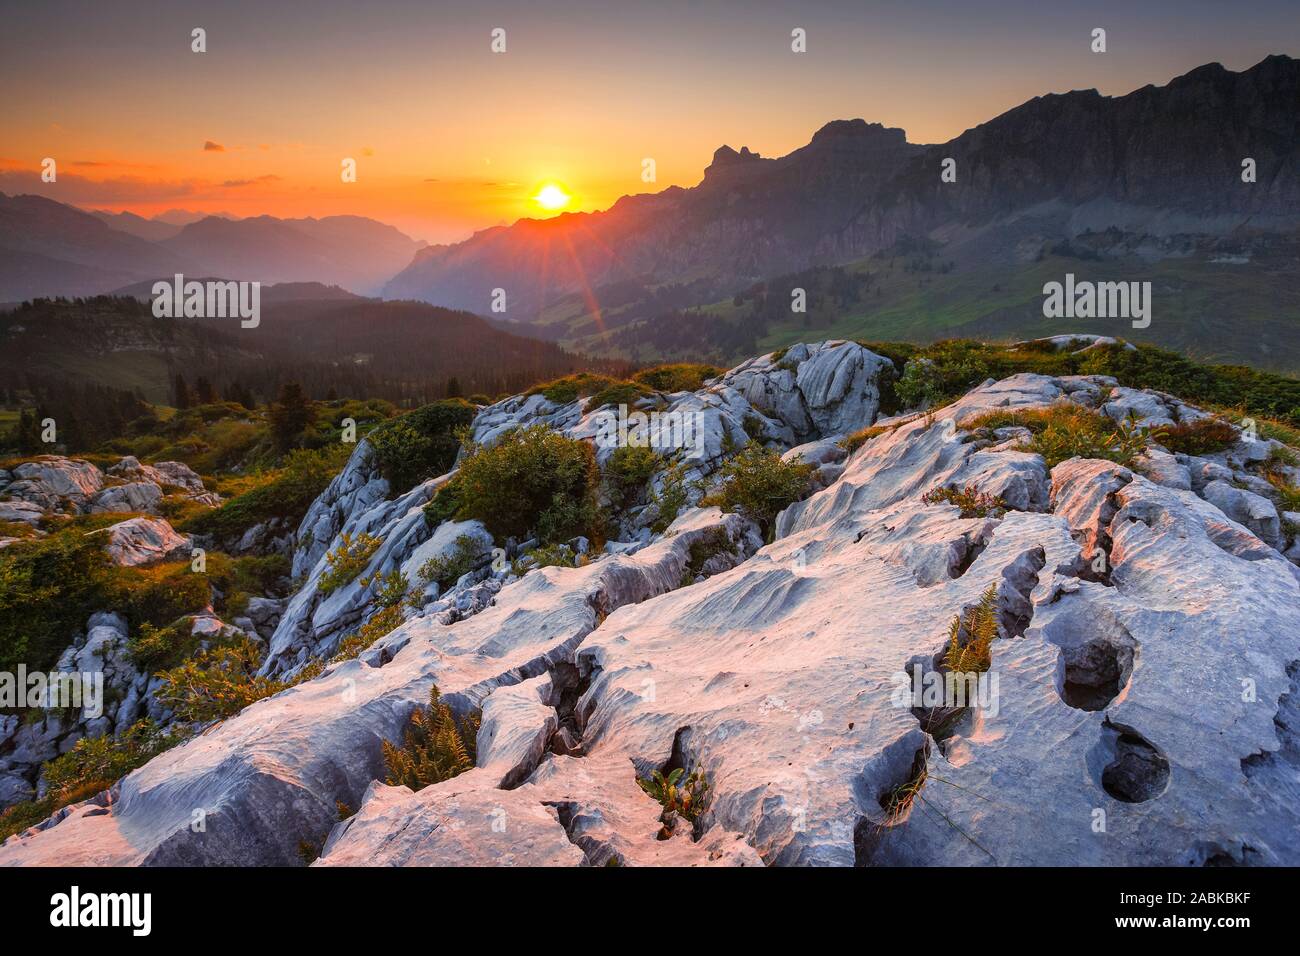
103,516,191,567
1,456,103,512
89,481,164,515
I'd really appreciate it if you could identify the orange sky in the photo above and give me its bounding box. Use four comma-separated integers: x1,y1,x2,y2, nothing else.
2,1,1295,243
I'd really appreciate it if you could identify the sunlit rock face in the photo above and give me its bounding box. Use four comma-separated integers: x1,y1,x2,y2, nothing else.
4,347,1299,868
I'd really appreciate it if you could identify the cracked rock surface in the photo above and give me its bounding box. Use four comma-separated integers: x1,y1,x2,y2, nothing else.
4,351,1299,867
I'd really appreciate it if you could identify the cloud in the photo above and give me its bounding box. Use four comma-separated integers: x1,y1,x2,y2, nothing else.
203,140,225,152
0,168,206,203
220,174,282,188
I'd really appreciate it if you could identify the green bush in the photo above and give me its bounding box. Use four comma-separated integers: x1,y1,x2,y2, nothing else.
0,526,112,671
632,364,722,393
584,381,654,413
1156,418,1239,456
416,534,486,591
444,426,601,545
602,445,661,509
964,403,1151,469
649,464,690,533
181,446,348,541
527,373,624,406
128,617,200,672
154,638,289,723
921,485,1008,518
703,442,813,537
366,399,474,496
317,531,382,596
0,718,188,842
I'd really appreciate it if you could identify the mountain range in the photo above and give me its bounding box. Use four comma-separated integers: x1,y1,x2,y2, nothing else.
385,54,1300,369
0,197,426,302
2,55,1297,371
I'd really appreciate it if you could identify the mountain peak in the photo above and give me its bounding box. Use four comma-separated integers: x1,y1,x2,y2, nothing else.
809,118,909,146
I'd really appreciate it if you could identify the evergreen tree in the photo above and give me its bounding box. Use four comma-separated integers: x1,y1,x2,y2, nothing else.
269,381,313,452
173,374,193,410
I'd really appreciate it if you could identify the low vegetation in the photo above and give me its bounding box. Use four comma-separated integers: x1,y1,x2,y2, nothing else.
861,338,1300,428
426,425,601,546
602,445,661,509
703,442,813,537
366,399,475,495
632,363,722,393
416,534,487,591
316,531,382,597
943,584,1000,675
0,718,188,842
1155,417,1239,456
922,485,1008,519
181,445,349,542
963,402,1151,469
154,638,290,723
381,686,480,791
637,767,710,831
840,422,898,453
329,603,405,663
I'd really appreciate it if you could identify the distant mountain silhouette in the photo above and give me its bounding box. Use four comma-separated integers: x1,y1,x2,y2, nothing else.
0,199,425,301
385,55,1299,320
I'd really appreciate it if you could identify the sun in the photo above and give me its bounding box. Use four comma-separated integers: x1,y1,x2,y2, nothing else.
533,182,571,211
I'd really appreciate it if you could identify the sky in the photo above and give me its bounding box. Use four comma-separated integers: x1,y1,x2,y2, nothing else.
1,0,1296,244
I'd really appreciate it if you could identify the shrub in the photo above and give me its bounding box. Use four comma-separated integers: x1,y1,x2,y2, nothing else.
649,465,690,533
0,719,187,842
1265,472,1300,513
680,526,731,586
416,534,486,591
181,445,347,541
963,403,1151,469
330,603,404,663
0,526,113,671
448,425,601,545
703,442,813,537
421,478,462,529
317,531,382,596
128,617,199,672
527,373,623,406
1156,418,1239,456
0,511,238,674
381,686,479,791
584,381,654,413
515,543,584,573
602,445,661,510
366,399,475,496
154,638,288,723
637,768,709,825
840,423,895,453
921,485,1008,519
633,364,722,393
360,568,409,608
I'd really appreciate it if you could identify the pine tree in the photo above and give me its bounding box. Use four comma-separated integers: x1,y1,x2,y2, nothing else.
173,374,193,410
269,381,313,452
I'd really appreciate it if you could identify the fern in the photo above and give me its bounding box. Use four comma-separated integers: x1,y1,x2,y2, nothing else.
943,584,1000,674
381,686,480,791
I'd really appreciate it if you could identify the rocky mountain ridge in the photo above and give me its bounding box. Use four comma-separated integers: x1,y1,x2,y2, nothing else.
385,55,1300,319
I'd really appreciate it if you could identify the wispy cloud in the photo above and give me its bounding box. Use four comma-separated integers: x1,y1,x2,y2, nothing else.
203,140,225,152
